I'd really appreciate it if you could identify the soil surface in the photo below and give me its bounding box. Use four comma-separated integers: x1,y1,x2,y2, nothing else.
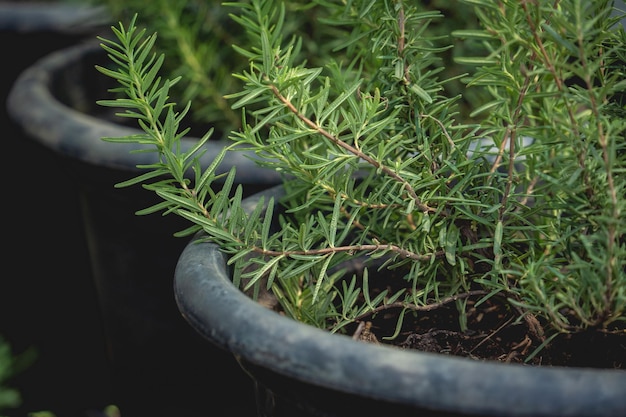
350,293,625,369
252,253,625,370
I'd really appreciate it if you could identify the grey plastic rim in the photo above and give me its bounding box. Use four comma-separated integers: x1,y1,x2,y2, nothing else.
7,41,282,185
0,3,109,33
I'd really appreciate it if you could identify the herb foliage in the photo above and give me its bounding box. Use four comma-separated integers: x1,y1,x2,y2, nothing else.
97,0,626,361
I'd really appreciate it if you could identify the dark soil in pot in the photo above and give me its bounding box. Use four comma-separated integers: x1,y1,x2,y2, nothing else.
253,210,625,371
351,292,625,369
240,266,626,417
257,259,625,370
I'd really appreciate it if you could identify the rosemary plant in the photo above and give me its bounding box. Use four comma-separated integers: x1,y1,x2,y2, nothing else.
94,0,371,135
96,0,625,361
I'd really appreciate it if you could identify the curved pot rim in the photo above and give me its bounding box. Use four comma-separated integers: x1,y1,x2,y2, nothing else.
0,3,109,33
174,185,626,417
7,41,281,184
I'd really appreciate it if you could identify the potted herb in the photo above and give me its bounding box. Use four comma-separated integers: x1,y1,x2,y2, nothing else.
97,0,626,415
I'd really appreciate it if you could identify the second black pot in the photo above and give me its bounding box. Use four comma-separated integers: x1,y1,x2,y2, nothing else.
7,40,282,416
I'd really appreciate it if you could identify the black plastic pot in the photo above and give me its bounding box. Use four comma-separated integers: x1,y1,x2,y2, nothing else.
174,185,626,417
7,40,282,416
1,4,112,416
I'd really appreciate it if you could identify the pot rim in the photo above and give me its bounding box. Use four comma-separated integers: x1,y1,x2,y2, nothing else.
7,41,281,184
174,184,626,417
0,3,109,33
